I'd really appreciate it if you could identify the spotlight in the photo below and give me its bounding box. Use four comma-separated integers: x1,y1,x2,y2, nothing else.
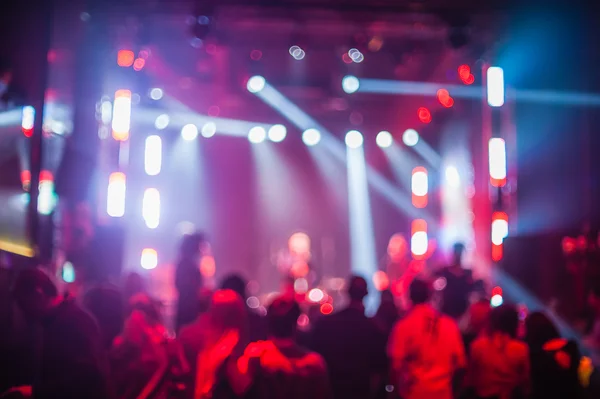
248,126,267,143
302,128,321,146
247,75,266,93
289,45,305,60
181,124,199,141
345,130,363,148
402,129,419,147
268,124,287,142
348,48,364,63
154,114,170,130
201,122,217,138
149,88,163,100
376,131,393,148
342,75,360,94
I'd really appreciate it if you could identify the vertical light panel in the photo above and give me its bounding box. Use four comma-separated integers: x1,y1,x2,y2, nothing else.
21,105,35,137
142,188,160,229
144,135,162,176
112,89,132,141
491,211,508,262
487,66,505,107
140,248,158,270
38,171,56,215
489,138,507,187
107,172,126,217
410,219,428,259
411,166,428,208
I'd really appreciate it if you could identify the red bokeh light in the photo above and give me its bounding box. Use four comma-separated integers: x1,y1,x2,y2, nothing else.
464,74,475,85
342,53,353,64
436,89,454,108
417,107,431,123
39,170,53,182
117,50,135,67
320,303,334,315
133,58,145,71
458,65,471,80
492,286,503,296
437,89,450,102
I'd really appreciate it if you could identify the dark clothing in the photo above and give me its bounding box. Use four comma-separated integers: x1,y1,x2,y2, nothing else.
529,339,583,399
37,299,111,399
175,258,203,332
439,267,473,319
311,306,387,399
247,309,267,342
245,340,332,399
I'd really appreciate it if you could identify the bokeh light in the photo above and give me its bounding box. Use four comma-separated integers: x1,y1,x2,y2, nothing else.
402,129,419,147
302,128,321,146
376,131,393,148
247,75,266,93
345,130,364,148
181,124,199,141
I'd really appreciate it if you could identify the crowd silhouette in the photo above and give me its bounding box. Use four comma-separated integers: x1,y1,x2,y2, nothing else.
1,237,600,399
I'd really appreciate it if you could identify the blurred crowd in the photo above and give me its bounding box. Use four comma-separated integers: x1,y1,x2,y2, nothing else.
2,236,600,399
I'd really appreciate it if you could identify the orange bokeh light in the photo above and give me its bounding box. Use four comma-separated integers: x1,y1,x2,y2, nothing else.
117,50,135,67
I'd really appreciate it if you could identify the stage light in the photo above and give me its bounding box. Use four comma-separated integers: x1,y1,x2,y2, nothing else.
112,90,131,141
417,107,432,123
107,172,126,217
62,261,75,283
444,165,460,188
342,75,360,94
411,167,428,208
38,174,56,215
376,131,393,148
348,48,364,63
181,123,199,141
21,105,35,137
491,212,509,245
144,135,162,176
308,288,324,303
487,66,505,107
201,122,217,138
402,129,419,147
133,58,145,71
302,128,321,146
117,50,134,67
142,188,160,229
247,75,266,93
437,89,454,108
345,130,364,148
289,45,305,60
248,126,267,143
411,219,428,258
149,88,163,100
268,124,287,142
491,294,503,307
140,248,158,270
154,114,169,130
488,138,507,187
458,65,471,81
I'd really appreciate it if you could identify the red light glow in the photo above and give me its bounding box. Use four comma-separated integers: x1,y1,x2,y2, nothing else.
417,107,431,123
436,89,454,108
320,303,334,315
458,65,471,80
492,286,503,296
133,58,145,71
492,243,503,262
117,50,135,67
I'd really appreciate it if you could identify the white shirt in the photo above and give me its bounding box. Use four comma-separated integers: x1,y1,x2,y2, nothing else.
388,304,466,399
